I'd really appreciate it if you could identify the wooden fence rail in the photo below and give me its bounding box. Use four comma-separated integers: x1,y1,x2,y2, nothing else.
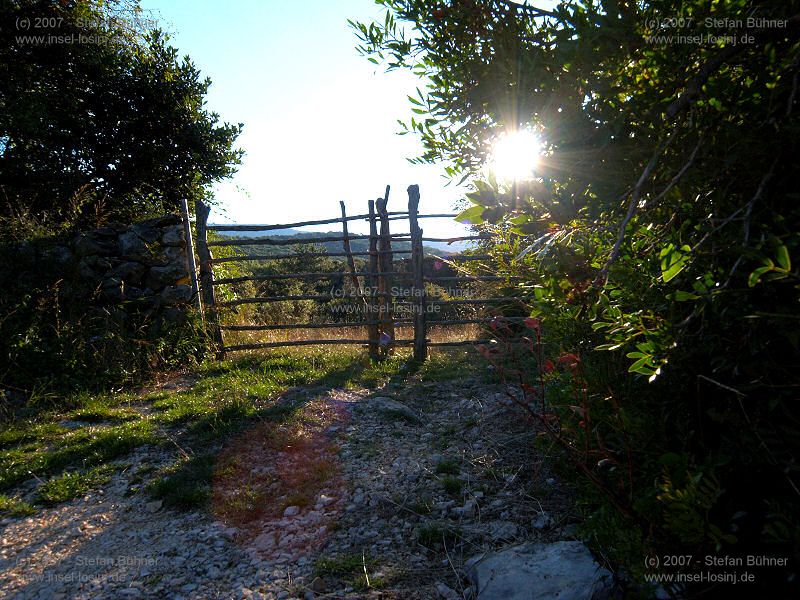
194,185,520,360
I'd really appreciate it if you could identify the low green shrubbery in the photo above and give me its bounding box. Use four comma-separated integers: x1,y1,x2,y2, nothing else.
0,236,208,400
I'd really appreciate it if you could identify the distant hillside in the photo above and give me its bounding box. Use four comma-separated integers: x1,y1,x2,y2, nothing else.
209,226,301,237
214,229,457,257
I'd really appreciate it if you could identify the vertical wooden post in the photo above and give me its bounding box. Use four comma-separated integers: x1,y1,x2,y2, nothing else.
180,198,202,312
195,200,225,359
408,185,427,362
367,200,380,361
376,185,394,357
339,201,363,296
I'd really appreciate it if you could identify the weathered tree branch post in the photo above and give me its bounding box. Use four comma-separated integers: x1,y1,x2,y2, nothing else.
367,200,380,361
195,200,225,359
376,186,394,357
408,184,427,362
339,201,363,296
180,198,202,312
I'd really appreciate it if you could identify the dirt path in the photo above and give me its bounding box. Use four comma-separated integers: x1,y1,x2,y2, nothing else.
0,375,575,599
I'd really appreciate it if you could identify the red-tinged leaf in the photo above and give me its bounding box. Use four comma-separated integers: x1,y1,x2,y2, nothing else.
524,317,541,329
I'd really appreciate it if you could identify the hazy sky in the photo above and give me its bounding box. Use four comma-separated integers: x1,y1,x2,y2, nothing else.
140,0,472,237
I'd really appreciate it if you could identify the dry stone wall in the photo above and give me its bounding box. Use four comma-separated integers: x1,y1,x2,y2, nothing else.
32,214,195,322
75,215,192,306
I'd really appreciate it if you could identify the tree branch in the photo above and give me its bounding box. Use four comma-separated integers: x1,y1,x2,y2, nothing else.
598,131,676,281
726,157,779,279
666,45,744,120
494,0,559,19
643,136,702,209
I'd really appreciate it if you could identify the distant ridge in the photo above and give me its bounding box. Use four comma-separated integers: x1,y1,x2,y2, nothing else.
208,226,301,237
209,227,460,255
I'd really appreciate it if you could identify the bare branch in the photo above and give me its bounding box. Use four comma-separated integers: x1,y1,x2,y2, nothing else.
495,0,559,19
786,51,800,116
666,45,744,120
598,131,677,281
643,137,703,209
726,157,779,279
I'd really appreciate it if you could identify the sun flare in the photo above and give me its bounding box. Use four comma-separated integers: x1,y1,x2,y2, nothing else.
489,129,542,182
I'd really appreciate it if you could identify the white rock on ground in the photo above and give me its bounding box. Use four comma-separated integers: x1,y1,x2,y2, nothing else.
467,540,614,600
366,396,422,423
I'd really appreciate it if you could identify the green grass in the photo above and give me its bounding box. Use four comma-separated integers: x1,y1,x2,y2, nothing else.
0,494,36,517
418,348,496,381
435,459,460,475
0,420,156,491
36,465,116,505
314,552,388,590
407,497,434,515
442,475,464,495
415,522,461,548
314,553,370,577
146,453,216,510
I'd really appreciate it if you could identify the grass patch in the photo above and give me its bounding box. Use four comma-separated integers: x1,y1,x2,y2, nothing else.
147,453,216,510
442,475,464,495
314,553,370,578
0,494,36,517
314,552,390,590
36,465,116,505
435,459,460,475
0,420,156,491
349,439,380,459
408,497,434,515
416,522,461,549
418,349,480,381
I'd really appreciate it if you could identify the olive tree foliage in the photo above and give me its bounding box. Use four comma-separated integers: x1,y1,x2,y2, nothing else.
353,0,800,583
0,0,243,236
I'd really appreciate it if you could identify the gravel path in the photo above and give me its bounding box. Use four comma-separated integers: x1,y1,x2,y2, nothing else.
0,377,575,599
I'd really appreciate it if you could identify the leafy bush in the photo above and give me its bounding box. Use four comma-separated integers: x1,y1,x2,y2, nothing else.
353,0,800,593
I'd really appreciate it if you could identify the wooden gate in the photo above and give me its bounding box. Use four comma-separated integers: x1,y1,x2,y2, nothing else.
194,185,519,361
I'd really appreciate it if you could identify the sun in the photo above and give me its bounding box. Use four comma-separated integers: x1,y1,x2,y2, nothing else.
489,129,542,182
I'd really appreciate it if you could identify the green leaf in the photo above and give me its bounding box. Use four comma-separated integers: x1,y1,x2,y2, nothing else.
748,265,773,288
595,343,623,351
465,185,497,207
775,244,791,272
673,290,700,301
628,356,654,375
660,244,691,282
455,205,485,224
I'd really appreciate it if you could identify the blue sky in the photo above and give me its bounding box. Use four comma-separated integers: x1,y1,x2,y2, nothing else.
140,0,472,237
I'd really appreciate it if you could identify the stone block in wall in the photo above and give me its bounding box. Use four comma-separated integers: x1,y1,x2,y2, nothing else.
110,261,148,286
131,223,162,245
161,225,185,247
41,245,72,265
163,246,187,266
75,230,117,257
118,230,166,265
138,214,181,229
147,264,188,290
161,284,192,304
162,307,187,324
78,255,113,279
124,286,145,301
101,277,125,302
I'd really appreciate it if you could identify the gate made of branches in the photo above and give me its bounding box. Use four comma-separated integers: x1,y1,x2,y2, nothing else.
194,185,520,361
